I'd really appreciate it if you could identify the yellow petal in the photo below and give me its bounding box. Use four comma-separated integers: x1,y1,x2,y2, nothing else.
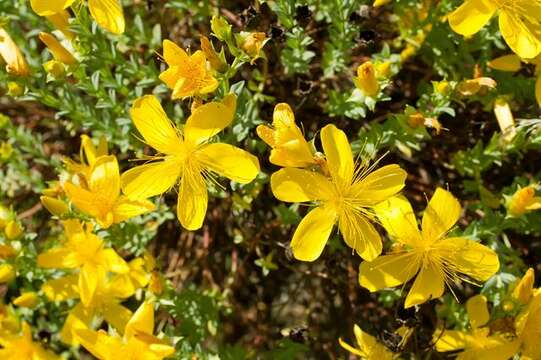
13,292,39,308
130,95,183,154
121,160,180,199
320,124,354,184
338,337,365,357
434,330,466,352
125,302,154,339
113,196,155,223
488,54,522,72
37,247,80,268
359,253,419,291
422,188,461,242
350,164,407,205
158,66,182,89
79,264,99,307
88,0,125,34
60,302,94,345
499,11,541,59
38,32,76,65
0,264,15,283
73,329,113,358
64,182,103,221
40,195,69,216
405,263,445,308
196,143,259,184
338,211,382,261
89,155,120,200
374,195,422,245
184,94,237,145
162,39,188,66
466,295,490,328
513,268,535,304
100,248,129,274
30,0,74,16
448,0,497,36
436,237,499,281
270,168,333,203
177,170,208,230
291,206,337,262
256,124,276,147
101,302,133,334
42,274,79,301
0,27,31,76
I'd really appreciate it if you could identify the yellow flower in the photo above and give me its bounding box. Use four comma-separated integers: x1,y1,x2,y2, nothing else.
64,155,155,228
37,219,129,306
0,27,30,76
13,292,38,309
75,302,175,360
456,77,497,96
373,0,392,7
359,189,499,308
0,322,60,360
46,10,73,40
271,124,407,261
38,32,76,65
354,61,379,97
256,103,316,167
158,40,219,99
30,0,125,34
42,271,141,345
64,134,108,180
339,324,395,359
507,185,541,217
239,31,268,64
121,94,260,230
434,294,520,359
448,0,541,59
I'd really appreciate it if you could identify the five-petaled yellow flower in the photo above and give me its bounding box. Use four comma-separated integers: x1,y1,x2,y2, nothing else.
42,270,145,345
159,40,219,99
271,124,407,261
30,0,125,34
75,302,175,360
0,322,60,360
434,294,519,359
339,324,395,359
256,103,316,168
448,0,541,59
121,94,260,230
359,189,499,308
37,220,129,307
64,155,155,228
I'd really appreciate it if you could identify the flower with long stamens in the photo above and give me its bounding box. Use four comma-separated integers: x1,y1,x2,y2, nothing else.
121,94,260,230
339,324,395,359
75,302,175,360
37,219,129,307
448,0,541,59
256,103,316,168
359,189,500,308
434,294,520,359
64,155,155,228
158,40,219,99
270,124,407,262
